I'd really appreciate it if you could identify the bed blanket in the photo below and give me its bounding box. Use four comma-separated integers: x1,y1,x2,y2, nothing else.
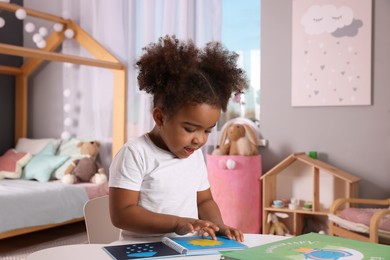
0,179,89,233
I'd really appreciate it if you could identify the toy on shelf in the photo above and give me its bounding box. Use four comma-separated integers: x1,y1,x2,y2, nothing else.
212,118,259,156
267,212,291,236
303,201,313,211
288,197,299,210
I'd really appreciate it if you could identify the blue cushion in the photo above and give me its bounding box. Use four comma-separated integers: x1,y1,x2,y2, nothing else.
22,142,68,182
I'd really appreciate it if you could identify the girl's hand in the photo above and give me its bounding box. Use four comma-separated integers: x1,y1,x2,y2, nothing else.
192,219,220,240
217,224,244,242
174,218,219,240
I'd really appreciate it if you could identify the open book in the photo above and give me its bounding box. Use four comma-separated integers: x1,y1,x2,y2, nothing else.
103,235,247,259
162,235,247,255
220,232,390,260
103,241,181,260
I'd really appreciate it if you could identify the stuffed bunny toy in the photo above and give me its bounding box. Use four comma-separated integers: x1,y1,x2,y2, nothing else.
212,122,258,156
267,213,291,236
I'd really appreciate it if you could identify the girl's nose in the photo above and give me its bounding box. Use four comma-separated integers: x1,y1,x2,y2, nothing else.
192,132,207,145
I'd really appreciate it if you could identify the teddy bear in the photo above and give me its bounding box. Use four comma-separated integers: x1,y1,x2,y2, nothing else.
61,141,107,184
212,122,259,156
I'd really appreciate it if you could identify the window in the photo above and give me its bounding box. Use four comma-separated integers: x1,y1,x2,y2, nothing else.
219,0,260,128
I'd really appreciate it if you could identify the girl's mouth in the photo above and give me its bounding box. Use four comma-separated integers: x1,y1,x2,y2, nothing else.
184,147,194,155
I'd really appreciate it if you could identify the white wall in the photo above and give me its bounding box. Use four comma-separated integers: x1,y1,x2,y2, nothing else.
260,0,390,199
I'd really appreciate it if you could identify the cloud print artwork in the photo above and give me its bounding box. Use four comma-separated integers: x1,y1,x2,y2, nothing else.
301,5,354,35
291,0,372,107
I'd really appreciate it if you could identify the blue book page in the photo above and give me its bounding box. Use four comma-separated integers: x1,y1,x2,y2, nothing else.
163,236,247,255
103,242,182,260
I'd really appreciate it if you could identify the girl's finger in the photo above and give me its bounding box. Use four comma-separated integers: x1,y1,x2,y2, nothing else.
202,226,217,240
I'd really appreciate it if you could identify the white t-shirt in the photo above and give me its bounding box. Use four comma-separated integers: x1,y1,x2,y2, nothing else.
109,134,210,239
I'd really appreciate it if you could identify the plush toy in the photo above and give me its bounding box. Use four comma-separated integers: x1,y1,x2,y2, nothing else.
267,212,291,236
61,141,107,184
212,122,258,156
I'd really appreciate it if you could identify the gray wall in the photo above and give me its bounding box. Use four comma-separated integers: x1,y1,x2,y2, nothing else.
24,0,64,138
23,1,389,199
0,0,23,154
260,0,390,199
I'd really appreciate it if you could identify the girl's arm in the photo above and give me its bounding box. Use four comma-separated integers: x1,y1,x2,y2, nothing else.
109,187,218,236
197,189,244,242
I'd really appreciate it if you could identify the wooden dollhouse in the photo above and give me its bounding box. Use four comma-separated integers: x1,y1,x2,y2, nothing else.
261,152,360,235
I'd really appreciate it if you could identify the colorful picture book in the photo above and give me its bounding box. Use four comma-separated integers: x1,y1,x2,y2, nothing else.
103,235,247,259
220,232,390,260
162,235,247,255
103,241,181,260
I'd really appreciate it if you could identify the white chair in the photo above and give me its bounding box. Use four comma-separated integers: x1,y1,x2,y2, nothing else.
83,195,120,244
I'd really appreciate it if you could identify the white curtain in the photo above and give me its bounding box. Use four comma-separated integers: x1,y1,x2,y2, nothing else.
61,0,222,153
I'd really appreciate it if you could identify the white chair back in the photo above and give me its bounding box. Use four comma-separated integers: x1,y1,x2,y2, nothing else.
83,195,120,244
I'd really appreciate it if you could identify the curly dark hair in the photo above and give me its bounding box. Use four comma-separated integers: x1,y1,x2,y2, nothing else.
136,35,248,117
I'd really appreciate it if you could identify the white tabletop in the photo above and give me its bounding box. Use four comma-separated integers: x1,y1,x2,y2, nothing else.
27,234,287,260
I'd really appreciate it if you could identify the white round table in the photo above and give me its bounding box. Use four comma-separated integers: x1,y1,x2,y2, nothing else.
27,234,287,260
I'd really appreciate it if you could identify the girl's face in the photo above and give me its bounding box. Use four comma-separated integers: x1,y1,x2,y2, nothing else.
156,103,221,158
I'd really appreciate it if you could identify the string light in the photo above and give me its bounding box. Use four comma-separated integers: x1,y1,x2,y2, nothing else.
25,22,35,33
0,4,67,48
64,28,75,39
36,39,46,49
15,8,26,20
53,23,63,32
38,26,48,37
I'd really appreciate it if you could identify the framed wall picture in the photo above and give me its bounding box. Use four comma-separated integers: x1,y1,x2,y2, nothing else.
291,0,372,107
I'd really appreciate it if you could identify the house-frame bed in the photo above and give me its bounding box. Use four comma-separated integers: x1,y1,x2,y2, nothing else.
0,2,126,239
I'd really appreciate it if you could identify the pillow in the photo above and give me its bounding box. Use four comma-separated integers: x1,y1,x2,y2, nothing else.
0,149,32,179
22,143,68,182
15,138,62,155
53,138,92,179
56,138,85,157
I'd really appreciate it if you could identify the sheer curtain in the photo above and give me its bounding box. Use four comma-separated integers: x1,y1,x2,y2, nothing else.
61,0,222,161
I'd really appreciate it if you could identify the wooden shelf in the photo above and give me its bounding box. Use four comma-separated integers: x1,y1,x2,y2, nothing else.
264,206,329,216
261,153,360,236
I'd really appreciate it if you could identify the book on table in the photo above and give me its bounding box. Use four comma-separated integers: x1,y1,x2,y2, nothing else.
220,232,390,260
103,235,247,259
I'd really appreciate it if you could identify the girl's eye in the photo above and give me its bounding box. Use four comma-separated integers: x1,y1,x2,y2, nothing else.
205,129,212,134
184,127,195,133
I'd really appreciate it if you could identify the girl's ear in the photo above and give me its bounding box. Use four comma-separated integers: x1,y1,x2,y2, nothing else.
152,107,164,127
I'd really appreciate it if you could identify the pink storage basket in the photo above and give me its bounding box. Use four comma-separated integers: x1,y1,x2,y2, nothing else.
206,154,262,233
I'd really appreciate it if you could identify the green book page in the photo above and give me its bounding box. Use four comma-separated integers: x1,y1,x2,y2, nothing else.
221,233,390,260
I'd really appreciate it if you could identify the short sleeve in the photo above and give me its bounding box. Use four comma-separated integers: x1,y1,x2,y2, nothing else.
196,151,210,192
109,145,144,191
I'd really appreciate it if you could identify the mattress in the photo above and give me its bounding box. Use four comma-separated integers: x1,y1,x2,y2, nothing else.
0,179,108,234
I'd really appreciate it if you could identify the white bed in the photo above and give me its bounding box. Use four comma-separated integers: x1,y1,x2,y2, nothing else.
0,2,125,240
0,138,110,239
0,179,108,239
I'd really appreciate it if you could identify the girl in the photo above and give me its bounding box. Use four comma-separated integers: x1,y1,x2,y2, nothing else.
109,35,248,242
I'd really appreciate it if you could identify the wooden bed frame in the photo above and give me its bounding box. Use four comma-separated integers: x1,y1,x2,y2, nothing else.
0,2,127,155
0,2,126,239
328,198,390,244
0,217,84,240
